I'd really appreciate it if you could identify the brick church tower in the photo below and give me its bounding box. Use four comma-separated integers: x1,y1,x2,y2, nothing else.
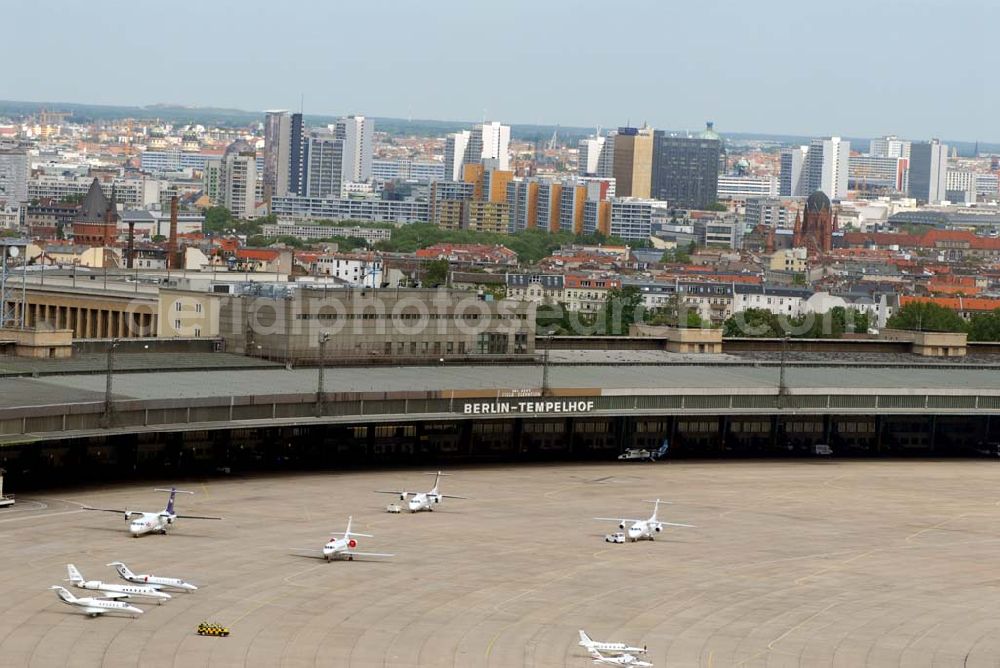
71,178,119,246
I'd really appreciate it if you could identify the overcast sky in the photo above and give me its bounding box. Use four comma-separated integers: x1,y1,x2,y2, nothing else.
5,0,996,141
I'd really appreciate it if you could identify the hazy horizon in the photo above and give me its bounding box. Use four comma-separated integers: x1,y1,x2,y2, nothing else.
4,0,997,143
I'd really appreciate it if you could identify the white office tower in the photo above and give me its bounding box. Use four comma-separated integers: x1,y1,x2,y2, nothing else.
869,135,911,160
804,137,849,199
263,110,291,199
908,139,948,204
305,131,345,198
444,131,471,181
779,145,809,197
0,148,28,205
220,140,258,219
463,121,510,171
578,135,613,177
334,116,374,182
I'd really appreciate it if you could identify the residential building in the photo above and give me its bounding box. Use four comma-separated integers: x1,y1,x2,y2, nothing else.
263,110,291,200
779,146,809,197
803,137,849,200
609,198,668,241
849,155,906,192
612,126,654,198
219,140,258,219
717,175,778,200
578,135,612,177
769,247,808,272
334,116,374,183
304,131,344,198
262,222,392,243
908,139,948,204
271,195,429,224
372,159,445,183
732,284,810,318
444,131,471,181
312,254,383,287
289,112,308,196
0,148,29,205
651,124,722,209
869,135,911,160
745,197,803,230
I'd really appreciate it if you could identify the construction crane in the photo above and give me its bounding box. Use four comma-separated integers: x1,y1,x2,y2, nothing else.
546,126,559,151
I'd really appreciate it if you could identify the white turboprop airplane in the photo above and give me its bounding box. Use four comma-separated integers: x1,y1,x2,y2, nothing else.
83,487,223,536
108,561,198,592
375,471,468,512
298,516,394,561
579,630,647,655
67,564,171,604
589,648,653,667
50,585,143,618
595,499,694,542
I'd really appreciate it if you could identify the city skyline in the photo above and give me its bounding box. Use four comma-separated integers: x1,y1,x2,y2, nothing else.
3,0,997,142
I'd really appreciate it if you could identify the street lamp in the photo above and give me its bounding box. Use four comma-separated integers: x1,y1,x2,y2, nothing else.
102,338,120,427
777,335,789,409
315,331,330,417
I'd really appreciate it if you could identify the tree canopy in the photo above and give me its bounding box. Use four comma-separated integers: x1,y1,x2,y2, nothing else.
968,309,1000,342
886,302,968,333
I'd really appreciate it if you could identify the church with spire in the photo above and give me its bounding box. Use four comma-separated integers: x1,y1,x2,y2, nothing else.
71,178,119,246
793,191,837,256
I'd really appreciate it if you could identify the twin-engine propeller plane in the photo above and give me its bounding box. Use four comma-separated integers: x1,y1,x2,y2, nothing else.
83,487,223,536
375,471,468,512
595,499,694,542
67,564,172,604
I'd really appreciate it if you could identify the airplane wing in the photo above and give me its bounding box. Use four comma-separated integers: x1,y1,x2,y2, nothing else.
374,490,406,496
82,506,128,514
439,494,468,499
329,532,374,538
343,551,394,558
661,522,695,528
289,549,328,560
171,514,223,520
594,517,641,523
101,592,130,600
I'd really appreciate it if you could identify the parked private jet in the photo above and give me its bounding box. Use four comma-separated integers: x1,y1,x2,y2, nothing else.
375,471,467,512
108,561,198,592
83,487,222,536
588,649,653,667
50,585,143,618
67,564,171,604
579,630,647,655
298,516,394,561
595,499,694,542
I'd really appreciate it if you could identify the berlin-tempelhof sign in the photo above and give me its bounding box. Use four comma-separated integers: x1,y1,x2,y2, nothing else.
462,400,596,415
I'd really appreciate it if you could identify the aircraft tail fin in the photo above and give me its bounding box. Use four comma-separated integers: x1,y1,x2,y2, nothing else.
108,561,134,580
579,629,593,647
164,487,177,514
51,585,75,602
66,564,84,584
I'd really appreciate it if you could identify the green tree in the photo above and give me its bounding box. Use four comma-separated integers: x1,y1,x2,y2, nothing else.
723,308,783,337
423,259,450,287
887,302,968,333
595,286,644,335
151,234,166,242
968,309,1000,341
203,206,232,234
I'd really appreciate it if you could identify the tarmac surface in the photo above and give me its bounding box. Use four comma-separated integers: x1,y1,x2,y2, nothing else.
2,460,1000,667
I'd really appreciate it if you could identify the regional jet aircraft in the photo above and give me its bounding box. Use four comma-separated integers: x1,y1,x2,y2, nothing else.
595,499,694,542
297,516,394,561
67,564,171,604
50,585,143,618
108,561,198,591
83,487,222,536
375,471,467,512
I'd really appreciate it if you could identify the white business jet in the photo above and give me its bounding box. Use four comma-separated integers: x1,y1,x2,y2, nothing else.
579,630,647,656
83,487,223,536
375,471,467,512
299,516,394,561
595,499,694,542
108,561,198,591
67,564,171,604
589,648,653,667
50,585,143,618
